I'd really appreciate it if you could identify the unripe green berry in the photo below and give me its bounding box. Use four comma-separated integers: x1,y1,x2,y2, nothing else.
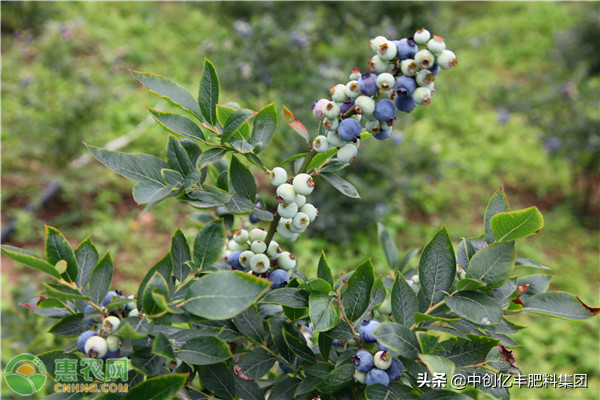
323,101,341,120
102,316,121,333
313,135,330,153
251,240,267,254
250,253,270,274
233,229,249,244
322,117,339,131
277,202,298,218
369,55,389,74
416,69,435,87
276,183,297,204
378,89,393,100
414,28,431,44
349,68,362,81
354,95,375,117
330,84,347,103
267,241,282,259
400,59,418,76
278,251,297,271
377,40,397,61
128,308,140,317
376,73,395,91
239,250,255,268
426,35,446,56
270,167,288,186
370,36,387,54
294,194,307,208
85,336,108,359
106,335,121,352
436,49,457,70
276,223,299,241
374,351,392,370
300,203,318,222
291,212,310,231
337,143,358,163
249,228,267,242
412,87,432,105
414,49,435,69
292,173,315,196
326,131,346,148
345,81,360,99
366,120,381,135
411,274,420,284
228,239,248,251
355,370,367,384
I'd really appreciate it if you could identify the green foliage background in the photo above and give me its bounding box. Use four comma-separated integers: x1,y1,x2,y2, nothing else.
1,2,598,399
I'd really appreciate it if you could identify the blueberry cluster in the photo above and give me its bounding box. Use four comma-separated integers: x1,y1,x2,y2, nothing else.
77,291,135,360
312,28,457,153
353,320,405,387
270,167,319,242
223,227,296,288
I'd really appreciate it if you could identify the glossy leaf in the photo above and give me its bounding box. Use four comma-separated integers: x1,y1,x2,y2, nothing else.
123,374,187,400
317,363,356,394
320,172,360,198
230,155,257,202
484,186,510,243
87,253,113,305
391,272,418,327
342,259,375,322
445,291,503,325
277,153,307,168
193,219,226,270
197,147,227,169
184,271,271,319
250,103,277,152
222,109,255,143
237,348,276,379
434,335,499,367
177,336,232,365
232,305,265,343
262,288,309,308
166,136,192,176
45,226,78,283
170,228,191,283
418,226,456,307
131,70,202,120
271,375,302,399
152,332,175,360
283,330,316,362
523,292,600,320
148,108,205,141
136,252,172,310
197,363,235,400
142,272,169,316
198,59,219,126
309,292,340,332
74,239,99,294
226,196,255,214
419,354,455,378
1,245,61,279
282,106,309,142
49,313,87,337
491,207,544,242
307,147,338,173
466,241,516,288
373,322,421,358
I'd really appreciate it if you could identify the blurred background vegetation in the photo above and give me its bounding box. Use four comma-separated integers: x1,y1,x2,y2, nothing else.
1,2,598,399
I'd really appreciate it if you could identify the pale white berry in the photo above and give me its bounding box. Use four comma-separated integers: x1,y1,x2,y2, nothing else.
250,253,270,274
102,316,121,333
294,194,307,208
370,36,387,54
278,251,297,271
300,203,318,222
267,241,282,259
426,35,446,56
323,101,341,120
239,250,255,268
228,239,248,251
377,40,397,61
337,143,358,163
249,228,267,242
85,336,108,359
436,50,457,70
270,167,288,186
326,131,346,148
413,87,432,106
414,28,431,44
278,202,299,218
276,183,297,204
233,229,249,244
106,335,121,352
292,173,315,196
330,84,347,103
345,80,360,99
414,49,435,69
251,240,267,254
313,135,330,153
400,59,418,76
292,212,310,231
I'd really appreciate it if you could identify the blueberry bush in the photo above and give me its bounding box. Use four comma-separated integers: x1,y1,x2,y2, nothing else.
2,29,599,400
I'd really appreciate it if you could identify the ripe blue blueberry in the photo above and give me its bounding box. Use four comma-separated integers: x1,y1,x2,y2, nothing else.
103,349,120,360
249,202,262,224
338,98,355,114
228,250,244,270
353,349,374,372
394,38,418,60
373,128,392,141
101,291,119,307
377,340,390,352
395,76,417,97
337,118,362,142
269,269,289,289
77,331,97,353
366,368,390,387
279,361,292,374
357,73,379,96
373,99,396,122
359,320,380,343
395,94,417,113
428,63,441,76
385,358,404,381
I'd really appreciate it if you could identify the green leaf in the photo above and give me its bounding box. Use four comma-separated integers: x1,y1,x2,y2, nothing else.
87,253,113,305
250,103,277,152
251,209,274,221
414,313,460,324
445,291,503,325
132,181,173,205
466,241,515,288
277,153,307,168
234,376,264,400
342,259,375,322
152,332,175,360
307,147,338,173
491,207,545,242
49,313,87,337
317,251,334,287
304,362,335,377
282,106,309,142
197,363,235,400
197,147,227,169
222,109,255,143
484,186,510,243
226,196,255,214
298,278,332,295
1,245,61,279
161,168,184,185
86,144,168,186
114,317,150,340
373,322,421,358
295,374,322,397
262,288,309,308
237,348,276,379
391,272,418,326
309,292,340,332
123,373,187,400
317,363,355,394
189,186,232,208
418,226,456,307
198,59,219,126
193,219,226,269
137,252,172,310
177,336,232,365
378,223,399,270
166,136,192,176
171,228,191,283
515,257,550,270
364,382,419,400
45,226,78,283
455,278,486,291
229,155,257,202
142,272,169,316
419,354,455,378
232,305,265,343
148,108,205,141
230,140,254,153
74,239,99,294
131,70,202,120
184,271,271,319
217,105,251,139
320,172,360,198
523,292,600,320
283,330,316,362
270,375,302,399
434,335,499,367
